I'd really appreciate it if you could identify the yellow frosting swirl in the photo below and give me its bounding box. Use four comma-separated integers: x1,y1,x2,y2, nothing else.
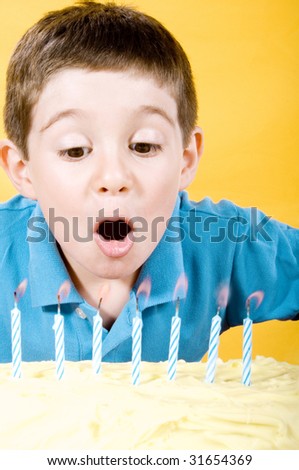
0,356,298,449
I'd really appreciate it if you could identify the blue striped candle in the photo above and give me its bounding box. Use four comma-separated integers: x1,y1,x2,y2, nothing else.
132,298,142,386
167,298,181,381
53,297,65,380
92,299,103,375
242,301,253,386
205,309,222,383
11,298,22,379
11,280,27,379
53,281,71,379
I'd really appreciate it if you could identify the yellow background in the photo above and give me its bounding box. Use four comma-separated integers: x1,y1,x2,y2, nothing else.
0,1,298,363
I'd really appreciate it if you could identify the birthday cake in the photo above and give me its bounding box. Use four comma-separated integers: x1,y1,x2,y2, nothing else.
0,357,298,449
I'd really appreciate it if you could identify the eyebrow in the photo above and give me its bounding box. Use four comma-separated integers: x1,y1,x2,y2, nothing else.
39,104,176,134
39,109,84,133
137,105,176,128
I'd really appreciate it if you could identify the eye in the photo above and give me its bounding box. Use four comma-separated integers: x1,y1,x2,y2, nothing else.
58,146,91,160
129,142,162,156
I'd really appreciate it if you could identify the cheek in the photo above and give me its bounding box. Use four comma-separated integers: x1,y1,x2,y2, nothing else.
148,167,181,206
29,161,77,205
145,156,181,187
143,172,180,239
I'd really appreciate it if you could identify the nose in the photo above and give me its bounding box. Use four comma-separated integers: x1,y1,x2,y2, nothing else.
97,149,133,195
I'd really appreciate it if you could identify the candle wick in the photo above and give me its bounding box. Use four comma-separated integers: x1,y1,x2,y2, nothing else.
57,294,61,315
175,297,180,317
216,305,221,316
97,297,103,315
13,291,18,309
246,299,251,318
136,296,141,318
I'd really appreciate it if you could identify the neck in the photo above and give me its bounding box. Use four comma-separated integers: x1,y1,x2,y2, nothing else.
59,247,140,329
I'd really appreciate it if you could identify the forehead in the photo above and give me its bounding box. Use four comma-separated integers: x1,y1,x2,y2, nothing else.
31,68,179,130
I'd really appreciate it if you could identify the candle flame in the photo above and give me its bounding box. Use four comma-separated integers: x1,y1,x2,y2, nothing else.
57,280,71,303
14,279,28,304
136,276,151,307
217,284,229,309
173,273,188,301
246,290,264,311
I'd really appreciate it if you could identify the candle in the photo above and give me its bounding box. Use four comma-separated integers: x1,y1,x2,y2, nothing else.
242,300,252,386
53,281,71,380
131,277,151,386
132,297,142,386
205,285,229,384
53,296,65,380
11,298,21,379
242,291,264,386
92,298,103,374
11,280,27,379
205,307,222,383
167,273,188,381
167,298,181,381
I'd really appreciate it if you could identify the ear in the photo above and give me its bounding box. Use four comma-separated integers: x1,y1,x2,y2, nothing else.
0,139,37,200
179,126,203,191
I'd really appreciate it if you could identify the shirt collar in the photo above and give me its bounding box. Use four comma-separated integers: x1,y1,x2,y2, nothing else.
28,194,185,309
28,203,82,308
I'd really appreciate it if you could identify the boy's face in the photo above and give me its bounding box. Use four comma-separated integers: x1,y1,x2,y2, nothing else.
22,69,200,285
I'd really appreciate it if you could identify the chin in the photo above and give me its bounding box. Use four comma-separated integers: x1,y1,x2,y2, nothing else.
89,258,140,281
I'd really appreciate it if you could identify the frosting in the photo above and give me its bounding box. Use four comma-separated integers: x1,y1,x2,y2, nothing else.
0,356,298,449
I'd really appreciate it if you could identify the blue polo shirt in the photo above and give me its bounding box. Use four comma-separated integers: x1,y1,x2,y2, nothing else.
0,191,298,363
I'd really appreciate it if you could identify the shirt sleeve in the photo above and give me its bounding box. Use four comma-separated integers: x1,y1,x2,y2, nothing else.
226,206,299,325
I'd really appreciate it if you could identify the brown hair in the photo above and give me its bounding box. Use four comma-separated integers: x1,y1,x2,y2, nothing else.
4,1,198,160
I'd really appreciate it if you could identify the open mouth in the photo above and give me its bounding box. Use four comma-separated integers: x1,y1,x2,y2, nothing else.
94,217,134,258
97,219,132,241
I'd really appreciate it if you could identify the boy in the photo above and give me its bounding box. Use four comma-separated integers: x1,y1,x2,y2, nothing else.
0,1,298,362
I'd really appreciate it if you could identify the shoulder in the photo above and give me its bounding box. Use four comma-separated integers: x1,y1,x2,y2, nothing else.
179,190,240,219
0,195,37,249
0,195,37,234
0,194,36,213
177,191,298,247
178,190,290,227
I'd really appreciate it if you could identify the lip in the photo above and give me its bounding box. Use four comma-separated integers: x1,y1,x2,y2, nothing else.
94,232,134,258
94,216,134,258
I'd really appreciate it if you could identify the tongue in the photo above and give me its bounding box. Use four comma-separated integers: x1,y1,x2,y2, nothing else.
95,232,133,258
98,220,131,241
